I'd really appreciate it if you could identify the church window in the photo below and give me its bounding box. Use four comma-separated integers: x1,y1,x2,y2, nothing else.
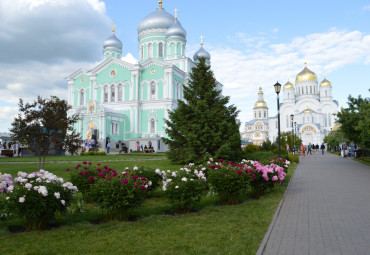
111,85,115,102
159,43,164,57
104,86,108,103
80,90,84,106
259,111,261,118
310,86,312,94
170,42,175,55
150,82,156,100
301,87,304,94
118,85,123,101
148,43,153,58
111,121,119,135
150,118,156,133
264,111,266,118
177,42,181,55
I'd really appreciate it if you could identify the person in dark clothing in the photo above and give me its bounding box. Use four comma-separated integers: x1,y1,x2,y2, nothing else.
321,143,325,155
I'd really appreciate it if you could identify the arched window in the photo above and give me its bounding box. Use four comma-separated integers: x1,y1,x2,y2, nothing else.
158,43,163,57
148,43,153,58
111,85,115,102
150,118,156,133
111,121,119,135
118,85,123,101
140,46,144,60
104,86,108,103
80,90,84,106
150,82,156,100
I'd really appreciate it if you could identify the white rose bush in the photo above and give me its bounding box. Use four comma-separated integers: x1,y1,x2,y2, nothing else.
159,164,208,213
0,170,77,231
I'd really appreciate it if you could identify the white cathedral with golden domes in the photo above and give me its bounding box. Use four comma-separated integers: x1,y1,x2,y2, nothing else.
243,63,339,146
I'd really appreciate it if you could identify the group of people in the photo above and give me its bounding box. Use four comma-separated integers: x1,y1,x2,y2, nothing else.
339,142,356,158
299,143,326,156
135,141,155,153
81,139,99,153
0,141,22,157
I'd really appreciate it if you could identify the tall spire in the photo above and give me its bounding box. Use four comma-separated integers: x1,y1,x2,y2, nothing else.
158,0,163,9
112,21,116,33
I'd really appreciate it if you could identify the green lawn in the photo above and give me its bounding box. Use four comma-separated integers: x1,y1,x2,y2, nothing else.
0,155,297,255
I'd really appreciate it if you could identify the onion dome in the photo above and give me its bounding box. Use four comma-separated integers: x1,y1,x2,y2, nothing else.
103,33,122,51
304,106,312,113
296,62,317,83
137,1,174,35
193,46,211,62
166,19,186,39
320,74,332,87
254,87,268,108
283,79,294,89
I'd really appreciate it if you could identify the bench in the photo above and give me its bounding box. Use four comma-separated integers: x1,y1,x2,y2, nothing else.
144,148,154,153
1,150,14,157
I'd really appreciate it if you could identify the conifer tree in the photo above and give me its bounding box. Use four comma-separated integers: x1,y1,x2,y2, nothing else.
164,57,243,164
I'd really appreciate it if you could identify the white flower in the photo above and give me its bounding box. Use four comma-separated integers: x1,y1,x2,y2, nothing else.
190,178,194,181
38,186,48,197
145,184,148,188
61,200,65,205
189,163,194,167
194,170,199,174
148,181,152,186
175,186,179,189
166,179,172,183
167,170,171,173
20,178,28,183
34,186,39,191
36,178,42,182
133,166,138,171
54,192,60,199
181,177,187,182
202,177,207,181
209,158,213,162
171,172,177,177
202,167,206,171
28,173,35,178
155,169,161,174
7,185,14,192
25,183,32,190
6,197,10,200
19,197,25,203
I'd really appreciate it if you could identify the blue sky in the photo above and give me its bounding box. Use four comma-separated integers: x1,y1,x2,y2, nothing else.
0,0,369,132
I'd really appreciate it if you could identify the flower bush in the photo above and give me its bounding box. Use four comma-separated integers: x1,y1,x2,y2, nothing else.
132,166,162,192
89,167,152,220
0,173,14,220
160,164,208,212
207,159,251,204
2,170,77,231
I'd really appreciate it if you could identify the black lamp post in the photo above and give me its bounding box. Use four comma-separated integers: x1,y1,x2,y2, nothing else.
294,122,297,153
274,81,282,158
290,114,294,154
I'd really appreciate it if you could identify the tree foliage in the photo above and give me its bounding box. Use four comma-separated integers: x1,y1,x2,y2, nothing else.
10,96,81,169
163,57,242,164
274,131,302,150
323,129,346,149
336,92,370,149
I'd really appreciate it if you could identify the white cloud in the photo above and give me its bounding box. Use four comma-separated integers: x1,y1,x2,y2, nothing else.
363,5,370,11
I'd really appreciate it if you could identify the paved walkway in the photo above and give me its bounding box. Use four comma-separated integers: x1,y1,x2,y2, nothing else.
257,153,370,255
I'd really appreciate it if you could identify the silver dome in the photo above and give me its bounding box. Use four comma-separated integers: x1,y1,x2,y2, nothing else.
193,46,211,62
103,33,123,51
165,19,186,39
137,7,174,35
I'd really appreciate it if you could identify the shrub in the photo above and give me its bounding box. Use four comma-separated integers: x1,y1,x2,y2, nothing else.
288,153,299,163
3,171,77,231
244,144,260,154
243,151,276,164
134,166,162,192
272,148,288,159
89,168,152,220
207,159,251,204
160,164,208,212
80,151,106,156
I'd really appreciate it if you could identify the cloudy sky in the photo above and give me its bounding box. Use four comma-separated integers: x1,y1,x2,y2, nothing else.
1,0,369,132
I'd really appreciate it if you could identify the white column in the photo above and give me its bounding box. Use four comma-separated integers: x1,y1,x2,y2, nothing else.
115,85,118,102
108,86,112,102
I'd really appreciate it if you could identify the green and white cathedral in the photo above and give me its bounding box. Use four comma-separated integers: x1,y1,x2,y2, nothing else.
66,1,220,152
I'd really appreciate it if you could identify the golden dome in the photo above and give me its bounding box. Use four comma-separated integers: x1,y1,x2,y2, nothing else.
283,80,294,89
254,101,268,108
304,105,312,113
320,78,331,87
332,123,341,131
295,63,317,83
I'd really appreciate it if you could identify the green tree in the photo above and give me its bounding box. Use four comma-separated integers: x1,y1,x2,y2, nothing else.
10,96,80,169
336,92,370,149
164,57,242,164
274,131,302,151
323,129,346,149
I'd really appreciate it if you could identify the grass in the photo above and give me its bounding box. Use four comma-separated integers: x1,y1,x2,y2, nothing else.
0,155,297,255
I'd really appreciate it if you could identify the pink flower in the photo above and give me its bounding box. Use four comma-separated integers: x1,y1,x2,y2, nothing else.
210,165,216,169
122,179,128,184
251,174,256,180
97,163,101,166
66,168,70,171
237,170,242,175
141,177,146,181
134,184,138,188
84,171,89,175
89,176,95,182
272,176,278,181
97,168,102,172
88,162,92,165
83,161,87,164
19,197,25,203
78,171,83,176
98,173,105,178
140,185,146,190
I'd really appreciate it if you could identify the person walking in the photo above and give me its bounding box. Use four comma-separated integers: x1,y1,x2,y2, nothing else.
320,143,325,155
106,141,111,154
308,143,312,155
300,144,306,157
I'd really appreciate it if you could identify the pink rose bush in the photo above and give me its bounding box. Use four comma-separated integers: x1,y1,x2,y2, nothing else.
159,164,208,212
89,166,153,220
0,170,77,231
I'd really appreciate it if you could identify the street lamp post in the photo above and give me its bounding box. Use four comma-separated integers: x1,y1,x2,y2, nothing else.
274,82,282,158
294,122,297,153
290,114,294,154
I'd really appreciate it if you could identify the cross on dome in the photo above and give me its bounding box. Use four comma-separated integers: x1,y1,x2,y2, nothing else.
158,0,163,9
200,34,204,46
174,8,178,20
112,21,116,33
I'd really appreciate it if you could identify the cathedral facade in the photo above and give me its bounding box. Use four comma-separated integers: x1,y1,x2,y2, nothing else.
243,63,339,146
66,1,218,152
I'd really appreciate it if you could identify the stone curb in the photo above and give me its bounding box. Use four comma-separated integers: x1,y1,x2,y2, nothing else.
255,161,299,255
